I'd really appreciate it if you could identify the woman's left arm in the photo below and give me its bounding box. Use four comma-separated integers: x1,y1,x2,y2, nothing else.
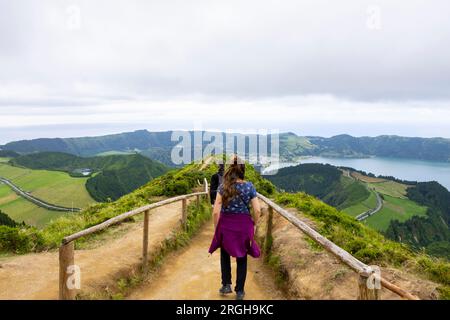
213,193,222,228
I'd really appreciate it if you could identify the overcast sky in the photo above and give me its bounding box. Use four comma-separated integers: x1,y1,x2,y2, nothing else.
1,0,450,144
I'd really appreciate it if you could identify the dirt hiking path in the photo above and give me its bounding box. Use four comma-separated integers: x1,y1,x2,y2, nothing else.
128,222,285,300
0,200,185,300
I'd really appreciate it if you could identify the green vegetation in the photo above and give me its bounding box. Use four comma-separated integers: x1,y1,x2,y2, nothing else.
3,130,450,165
265,163,369,210
0,161,95,227
0,158,273,254
0,184,66,227
368,180,408,199
88,200,212,300
10,152,169,202
386,182,450,260
274,192,450,292
279,132,316,161
0,209,18,227
0,161,94,208
342,188,377,217
364,195,427,231
307,134,450,162
0,158,448,297
265,162,449,262
0,150,20,158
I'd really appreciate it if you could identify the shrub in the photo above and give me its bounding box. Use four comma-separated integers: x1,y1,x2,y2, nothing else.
0,226,44,254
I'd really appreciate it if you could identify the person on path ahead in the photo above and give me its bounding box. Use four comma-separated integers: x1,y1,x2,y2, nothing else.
209,163,224,205
208,156,261,300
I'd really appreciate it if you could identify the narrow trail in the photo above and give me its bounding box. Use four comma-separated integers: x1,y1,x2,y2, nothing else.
0,200,184,300
128,222,285,300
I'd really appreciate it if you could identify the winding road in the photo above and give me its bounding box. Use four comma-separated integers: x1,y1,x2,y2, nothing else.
355,191,383,221
0,177,80,212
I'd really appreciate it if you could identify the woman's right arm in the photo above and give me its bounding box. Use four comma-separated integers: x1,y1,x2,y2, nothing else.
213,193,222,228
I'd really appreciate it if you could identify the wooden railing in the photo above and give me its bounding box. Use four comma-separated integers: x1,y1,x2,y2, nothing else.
58,175,418,300
59,178,209,300
257,193,420,300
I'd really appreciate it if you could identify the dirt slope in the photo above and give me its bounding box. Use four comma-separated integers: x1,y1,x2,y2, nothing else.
256,205,440,300
128,222,285,300
0,200,185,300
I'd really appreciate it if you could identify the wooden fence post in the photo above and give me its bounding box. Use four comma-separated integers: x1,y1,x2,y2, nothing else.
181,198,187,229
264,206,274,254
142,209,150,272
358,272,381,300
59,242,76,300
204,178,210,204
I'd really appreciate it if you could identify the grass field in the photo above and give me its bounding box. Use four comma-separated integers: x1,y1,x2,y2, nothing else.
368,180,409,199
342,187,378,217
0,160,96,227
341,172,428,232
0,184,67,227
363,194,428,231
350,171,386,183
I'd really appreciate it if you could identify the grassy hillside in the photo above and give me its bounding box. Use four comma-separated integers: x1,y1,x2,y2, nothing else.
342,188,378,217
0,161,94,208
386,182,450,259
264,163,370,210
364,195,428,231
0,161,95,227
0,209,18,227
0,160,448,297
264,162,450,262
10,152,169,202
274,192,449,297
3,130,450,164
0,159,274,252
368,180,409,199
0,184,66,227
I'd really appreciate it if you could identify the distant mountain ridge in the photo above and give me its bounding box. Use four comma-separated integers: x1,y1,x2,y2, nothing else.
2,130,450,164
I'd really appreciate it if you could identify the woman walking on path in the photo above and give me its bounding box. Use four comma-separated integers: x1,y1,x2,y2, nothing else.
208,156,261,300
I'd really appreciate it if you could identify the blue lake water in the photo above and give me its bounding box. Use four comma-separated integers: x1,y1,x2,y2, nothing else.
263,157,450,191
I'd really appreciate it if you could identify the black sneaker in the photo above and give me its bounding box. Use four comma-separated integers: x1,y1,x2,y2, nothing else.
236,291,245,300
219,284,232,295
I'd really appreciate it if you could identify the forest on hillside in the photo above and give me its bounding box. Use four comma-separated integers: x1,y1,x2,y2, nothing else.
2,130,450,165
386,182,450,259
264,163,369,210
10,152,169,202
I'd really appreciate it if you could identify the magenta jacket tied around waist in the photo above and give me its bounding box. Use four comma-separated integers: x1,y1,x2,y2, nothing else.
208,213,261,258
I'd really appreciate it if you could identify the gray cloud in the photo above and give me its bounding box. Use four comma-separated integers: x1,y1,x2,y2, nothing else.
1,0,450,103
0,0,450,142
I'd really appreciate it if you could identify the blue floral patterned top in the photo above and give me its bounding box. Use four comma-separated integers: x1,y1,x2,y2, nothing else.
218,181,257,214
